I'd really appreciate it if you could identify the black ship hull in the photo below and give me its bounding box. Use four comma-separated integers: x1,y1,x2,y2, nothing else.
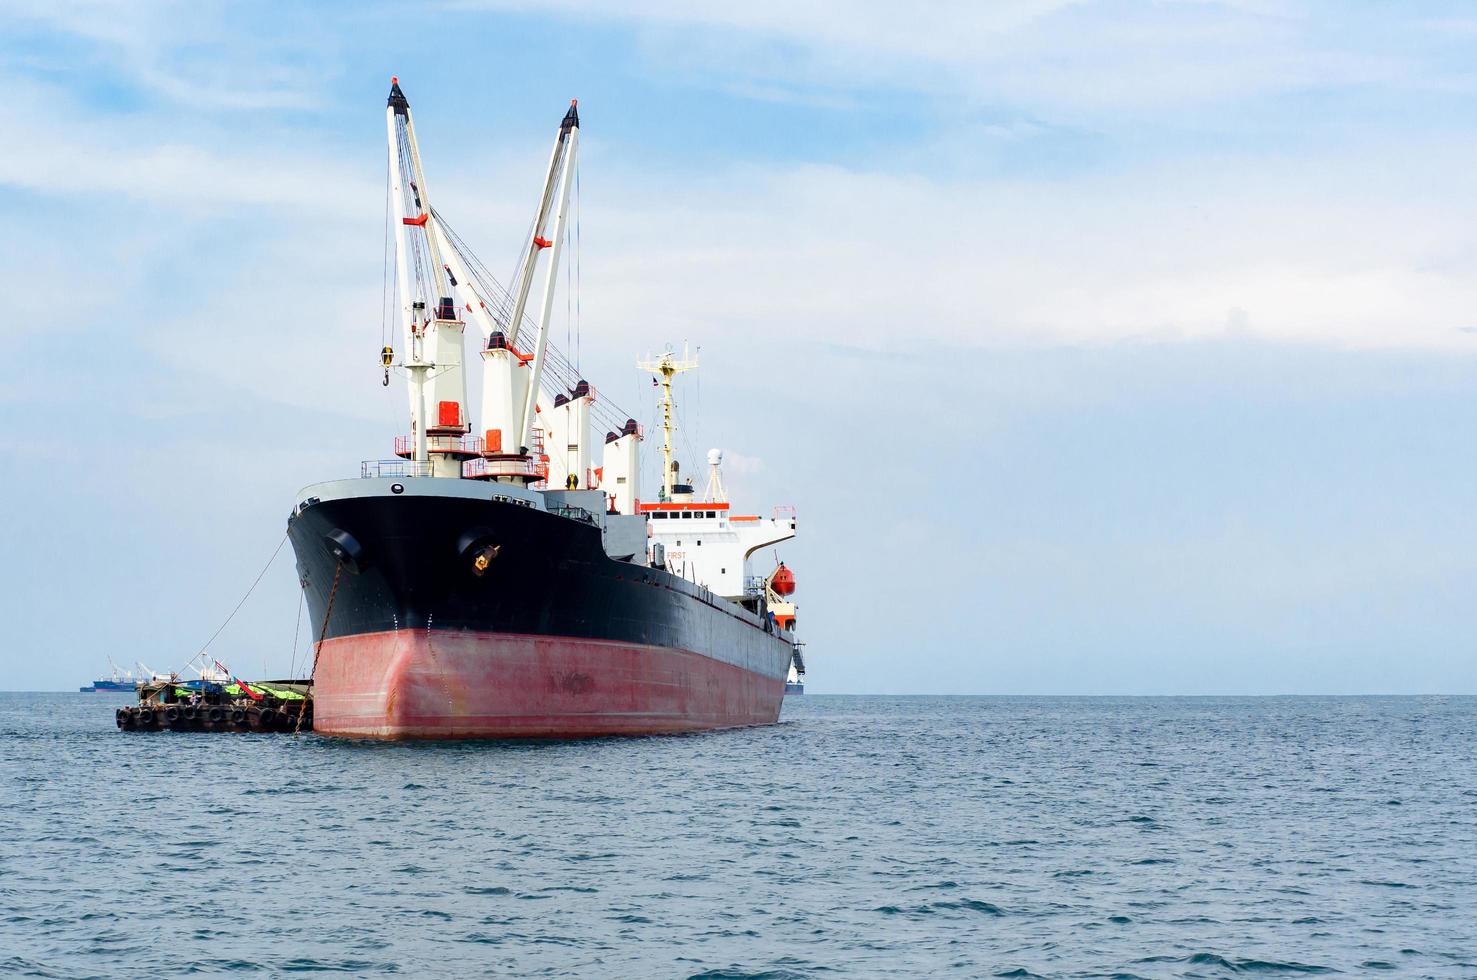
287,483,791,738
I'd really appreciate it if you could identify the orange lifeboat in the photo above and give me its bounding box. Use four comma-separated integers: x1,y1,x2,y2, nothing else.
770,563,796,596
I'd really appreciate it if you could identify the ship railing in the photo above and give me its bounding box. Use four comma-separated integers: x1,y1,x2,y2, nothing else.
463,456,550,481
361,459,433,479
394,434,485,458
548,504,599,526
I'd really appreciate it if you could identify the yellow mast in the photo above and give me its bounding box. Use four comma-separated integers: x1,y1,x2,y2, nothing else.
637,345,698,502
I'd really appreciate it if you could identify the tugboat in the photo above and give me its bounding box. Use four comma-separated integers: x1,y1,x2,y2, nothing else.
284,79,807,738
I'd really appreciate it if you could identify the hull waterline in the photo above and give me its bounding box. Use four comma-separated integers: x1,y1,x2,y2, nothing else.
314,628,784,739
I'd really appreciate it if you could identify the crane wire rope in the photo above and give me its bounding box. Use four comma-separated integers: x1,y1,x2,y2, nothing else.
501,209,541,342
575,156,582,372
432,209,636,433
397,119,433,313
287,584,305,679
565,197,572,368
380,148,392,349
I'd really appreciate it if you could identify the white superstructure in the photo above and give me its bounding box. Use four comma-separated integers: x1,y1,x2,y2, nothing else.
636,359,799,625
643,501,795,600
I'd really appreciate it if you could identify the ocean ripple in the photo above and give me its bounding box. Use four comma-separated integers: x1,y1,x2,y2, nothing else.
2,694,1476,976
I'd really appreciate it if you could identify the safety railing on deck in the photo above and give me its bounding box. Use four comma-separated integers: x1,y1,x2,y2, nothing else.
548,504,599,526
361,459,432,479
463,455,549,481
394,434,485,458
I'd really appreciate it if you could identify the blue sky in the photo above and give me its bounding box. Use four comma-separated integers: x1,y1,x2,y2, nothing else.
3,1,1476,692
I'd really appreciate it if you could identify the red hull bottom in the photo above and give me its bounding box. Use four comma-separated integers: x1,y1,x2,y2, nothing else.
313,629,785,739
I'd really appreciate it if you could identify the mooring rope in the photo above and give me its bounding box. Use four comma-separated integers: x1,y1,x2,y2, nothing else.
287,585,305,679
188,532,288,665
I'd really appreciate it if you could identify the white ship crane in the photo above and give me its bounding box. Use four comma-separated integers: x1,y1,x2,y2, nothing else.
385,77,467,471
382,81,639,494
514,101,580,457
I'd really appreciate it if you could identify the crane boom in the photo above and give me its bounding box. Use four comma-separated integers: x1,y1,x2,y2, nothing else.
517,102,580,452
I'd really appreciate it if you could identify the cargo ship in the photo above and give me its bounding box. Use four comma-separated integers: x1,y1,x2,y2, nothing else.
80,659,140,693
285,80,805,738
81,677,135,693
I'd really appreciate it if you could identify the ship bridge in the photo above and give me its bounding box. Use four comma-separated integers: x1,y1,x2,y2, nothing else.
643,501,796,600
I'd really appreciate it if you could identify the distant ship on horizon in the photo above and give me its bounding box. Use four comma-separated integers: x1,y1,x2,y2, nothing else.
79,659,141,693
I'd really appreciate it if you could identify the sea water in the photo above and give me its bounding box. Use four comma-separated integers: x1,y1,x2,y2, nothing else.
2,694,1474,977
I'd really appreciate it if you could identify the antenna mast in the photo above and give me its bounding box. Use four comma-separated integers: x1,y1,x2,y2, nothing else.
637,346,698,502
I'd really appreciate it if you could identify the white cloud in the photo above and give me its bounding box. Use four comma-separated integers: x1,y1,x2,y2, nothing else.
0,81,376,213
4,0,328,109
454,0,1442,113
720,450,764,475
560,150,1477,353
2,0,1474,448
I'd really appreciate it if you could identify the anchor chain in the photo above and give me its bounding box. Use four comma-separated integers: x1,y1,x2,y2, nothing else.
295,560,343,736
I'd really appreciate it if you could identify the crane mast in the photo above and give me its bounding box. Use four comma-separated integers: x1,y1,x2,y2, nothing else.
515,102,580,453
385,79,430,464
503,103,578,350
385,77,469,470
